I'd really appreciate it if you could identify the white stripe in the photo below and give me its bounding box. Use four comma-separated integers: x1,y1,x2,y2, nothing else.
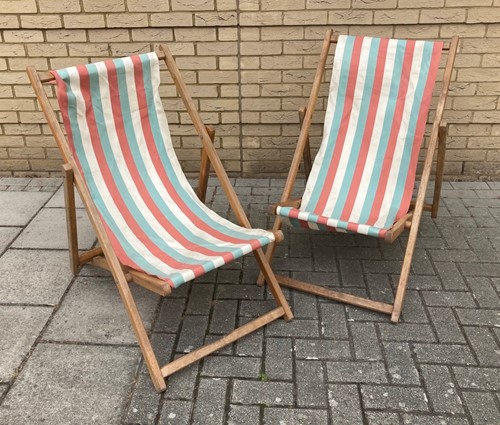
66,66,196,282
322,37,372,218
374,41,425,228
301,35,347,209
348,38,399,224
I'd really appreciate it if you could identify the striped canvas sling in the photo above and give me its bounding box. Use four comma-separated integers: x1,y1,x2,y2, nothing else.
277,35,443,238
52,52,275,288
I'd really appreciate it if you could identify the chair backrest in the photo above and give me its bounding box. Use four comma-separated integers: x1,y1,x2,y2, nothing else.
301,35,443,230
51,53,263,286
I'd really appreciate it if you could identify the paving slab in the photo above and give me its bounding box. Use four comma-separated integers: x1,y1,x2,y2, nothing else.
0,249,73,304
0,343,138,425
45,185,85,209
0,191,52,226
0,306,52,382
12,207,96,250
44,276,159,344
0,227,21,253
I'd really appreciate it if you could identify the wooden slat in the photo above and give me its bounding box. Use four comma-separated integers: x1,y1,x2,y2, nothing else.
196,125,215,203
432,122,448,218
161,307,284,377
329,33,453,50
267,198,302,215
63,163,79,274
298,106,312,179
79,246,104,264
90,256,171,296
276,275,393,315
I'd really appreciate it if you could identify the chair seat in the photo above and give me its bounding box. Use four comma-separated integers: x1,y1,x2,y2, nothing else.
276,205,389,238
120,210,274,289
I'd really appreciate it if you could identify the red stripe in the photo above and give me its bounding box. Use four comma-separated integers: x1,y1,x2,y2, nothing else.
339,38,389,222
366,40,416,226
104,59,234,261
313,36,365,216
396,42,443,220
129,55,261,251
76,64,206,276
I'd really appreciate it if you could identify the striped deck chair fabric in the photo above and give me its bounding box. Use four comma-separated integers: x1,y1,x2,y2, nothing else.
277,35,443,238
52,52,274,289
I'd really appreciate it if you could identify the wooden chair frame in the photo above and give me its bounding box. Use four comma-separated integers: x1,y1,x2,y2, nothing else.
27,45,293,393
258,30,459,323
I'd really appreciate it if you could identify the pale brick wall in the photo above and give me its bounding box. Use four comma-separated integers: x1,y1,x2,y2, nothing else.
0,0,499,178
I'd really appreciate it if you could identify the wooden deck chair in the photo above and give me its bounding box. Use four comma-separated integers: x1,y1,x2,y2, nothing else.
27,47,293,392
260,30,459,323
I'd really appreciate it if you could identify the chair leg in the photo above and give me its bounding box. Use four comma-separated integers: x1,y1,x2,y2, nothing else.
63,163,80,275
256,216,283,287
431,122,448,218
253,248,293,321
115,275,166,392
390,223,420,323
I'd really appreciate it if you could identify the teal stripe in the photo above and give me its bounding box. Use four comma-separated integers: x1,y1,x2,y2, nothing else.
357,39,407,224
330,37,380,218
138,55,271,247
88,62,215,273
56,68,173,282
382,41,434,228
303,35,355,212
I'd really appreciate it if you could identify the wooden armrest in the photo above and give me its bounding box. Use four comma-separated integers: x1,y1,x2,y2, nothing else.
267,198,302,215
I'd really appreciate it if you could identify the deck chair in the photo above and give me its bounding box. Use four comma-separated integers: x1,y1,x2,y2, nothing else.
27,47,293,392
261,30,459,323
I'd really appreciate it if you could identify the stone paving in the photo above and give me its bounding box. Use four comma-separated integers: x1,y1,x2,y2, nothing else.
0,176,499,425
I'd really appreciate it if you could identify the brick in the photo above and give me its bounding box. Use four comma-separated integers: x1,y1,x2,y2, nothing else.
46,29,87,43
329,9,373,25
107,13,148,27
462,391,500,424
421,365,464,414
296,360,327,407
194,11,237,26
463,326,500,366
361,385,428,412
202,356,260,378
264,408,328,425
413,343,475,365
231,380,294,405
127,0,170,11
420,8,466,23
265,337,293,380
327,361,387,384
375,9,419,25
0,0,36,13
383,342,419,385
192,378,227,425
172,0,214,10
427,307,466,344
63,14,105,28
39,0,81,12
83,0,125,11
351,322,383,361
328,384,363,424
